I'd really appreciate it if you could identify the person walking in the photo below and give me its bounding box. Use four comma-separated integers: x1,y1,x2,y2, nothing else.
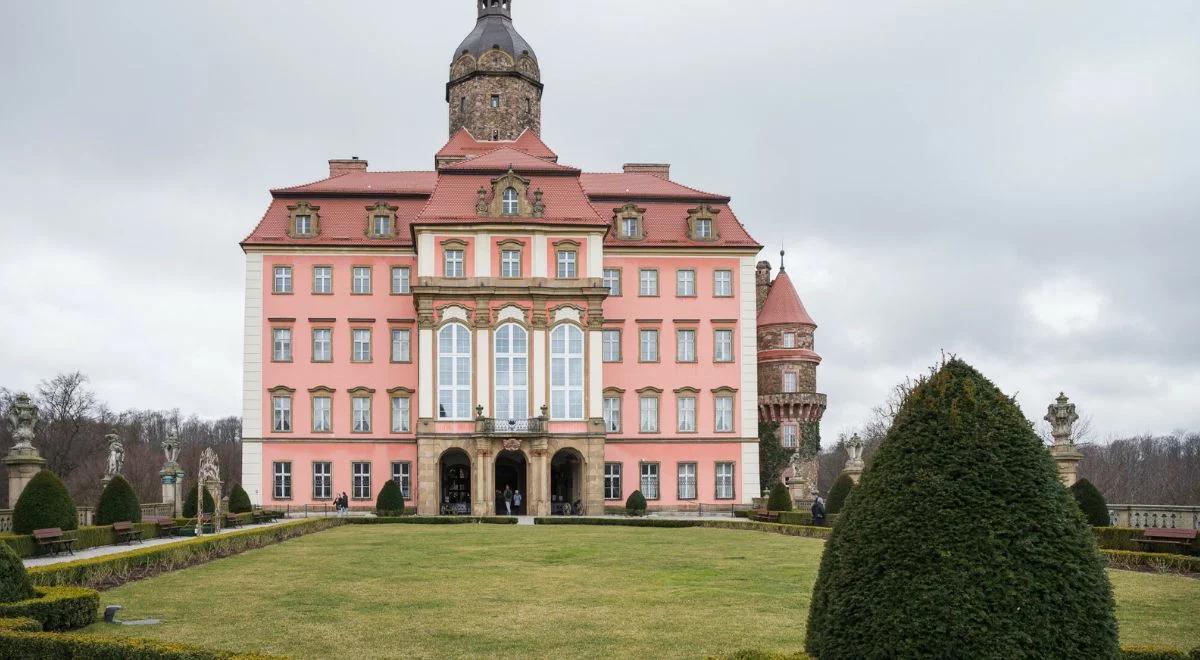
503,486,513,515
811,493,827,527
339,492,350,517
513,489,523,515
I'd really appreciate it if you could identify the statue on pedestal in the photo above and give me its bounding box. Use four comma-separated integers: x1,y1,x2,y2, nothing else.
1044,392,1084,486
161,432,181,471
105,433,125,477
6,394,38,454
845,433,865,469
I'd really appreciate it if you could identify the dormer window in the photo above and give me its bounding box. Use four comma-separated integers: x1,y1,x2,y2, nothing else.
502,187,519,215
286,201,320,239
373,215,390,236
295,215,312,235
686,204,721,241
612,203,646,241
365,202,398,239
622,218,638,238
695,218,712,239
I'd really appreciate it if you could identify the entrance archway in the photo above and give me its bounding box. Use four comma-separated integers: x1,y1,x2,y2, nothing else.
550,448,584,515
439,449,472,515
494,450,527,515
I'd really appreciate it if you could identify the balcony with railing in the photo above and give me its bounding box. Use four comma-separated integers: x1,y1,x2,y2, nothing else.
480,417,547,435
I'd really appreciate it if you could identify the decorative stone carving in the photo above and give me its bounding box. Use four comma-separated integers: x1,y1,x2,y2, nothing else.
532,188,545,218
160,431,185,517
1045,392,1084,486
476,187,489,215
161,432,180,468
6,394,38,453
199,447,220,483
842,433,865,484
105,433,125,477
196,447,222,535
502,438,521,452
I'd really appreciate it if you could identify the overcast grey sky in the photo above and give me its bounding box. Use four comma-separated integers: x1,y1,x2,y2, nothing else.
1,1,1197,443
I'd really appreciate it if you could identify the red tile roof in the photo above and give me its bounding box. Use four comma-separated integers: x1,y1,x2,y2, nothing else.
440,147,579,174
580,173,727,201
242,197,429,247
593,201,759,248
272,171,437,196
758,271,817,327
416,173,605,225
436,128,558,161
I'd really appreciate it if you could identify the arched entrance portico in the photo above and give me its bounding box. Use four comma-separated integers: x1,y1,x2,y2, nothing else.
494,449,527,515
550,448,584,515
439,448,472,515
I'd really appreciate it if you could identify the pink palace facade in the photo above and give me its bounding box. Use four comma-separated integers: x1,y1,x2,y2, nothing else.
240,0,825,515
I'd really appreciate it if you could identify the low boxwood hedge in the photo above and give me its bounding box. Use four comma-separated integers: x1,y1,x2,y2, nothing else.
1094,527,1154,551
28,518,342,590
349,516,517,525
0,617,41,632
534,517,832,540
712,648,1200,660
0,522,163,558
1103,549,1200,576
0,629,279,658
0,586,98,631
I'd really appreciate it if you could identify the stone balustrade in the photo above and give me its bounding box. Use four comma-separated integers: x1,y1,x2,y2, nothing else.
0,502,179,533
1107,504,1200,530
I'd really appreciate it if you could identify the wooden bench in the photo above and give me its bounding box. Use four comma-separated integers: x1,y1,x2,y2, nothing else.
1136,528,1197,553
751,510,780,523
112,521,143,545
224,514,243,529
144,516,181,537
32,528,75,556
251,511,273,524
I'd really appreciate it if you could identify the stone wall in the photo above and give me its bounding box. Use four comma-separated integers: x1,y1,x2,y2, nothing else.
448,75,542,140
757,325,815,351
759,361,817,395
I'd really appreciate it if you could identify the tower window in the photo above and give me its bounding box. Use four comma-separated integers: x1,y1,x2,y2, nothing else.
492,130,500,141
491,94,500,108
460,97,466,113
526,98,532,113
501,187,519,215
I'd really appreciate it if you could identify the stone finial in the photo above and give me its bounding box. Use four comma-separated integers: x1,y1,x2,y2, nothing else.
476,404,486,420
1044,392,1079,447
105,432,125,477
532,188,545,218
845,433,865,469
6,394,38,453
161,431,181,469
476,186,489,215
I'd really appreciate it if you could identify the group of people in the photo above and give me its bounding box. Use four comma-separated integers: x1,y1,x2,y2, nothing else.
333,492,350,516
500,485,523,515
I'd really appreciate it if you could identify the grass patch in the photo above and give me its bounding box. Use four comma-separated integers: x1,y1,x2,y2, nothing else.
79,525,1200,658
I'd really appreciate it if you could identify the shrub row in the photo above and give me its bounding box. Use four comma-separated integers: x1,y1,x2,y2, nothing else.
28,518,342,590
0,627,279,659
1094,527,1156,551
0,522,163,558
714,648,1200,660
533,517,832,540
0,586,98,631
348,516,517,525
776,512,839,527
0,617,40,632
1103,549,1200,576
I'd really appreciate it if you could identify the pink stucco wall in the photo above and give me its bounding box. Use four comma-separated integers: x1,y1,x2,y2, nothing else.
260,441,417,506
603,442,743,506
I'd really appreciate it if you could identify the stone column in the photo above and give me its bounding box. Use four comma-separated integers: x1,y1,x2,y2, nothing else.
1045,392,1083,486
4,394,45,506
530,438,549,517
417,438,437,515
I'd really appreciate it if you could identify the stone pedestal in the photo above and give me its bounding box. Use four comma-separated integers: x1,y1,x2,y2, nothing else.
161,467,185,517
842,462,864,484
1050,443,1084,487
4,451,45,506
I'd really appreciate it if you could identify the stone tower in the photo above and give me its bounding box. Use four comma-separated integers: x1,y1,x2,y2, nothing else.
447,0,544,140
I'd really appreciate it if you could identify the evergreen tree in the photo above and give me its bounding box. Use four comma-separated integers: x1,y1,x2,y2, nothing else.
625,490,647,516
767,481,793,511
228,483,253,514
806,359,1117,659
12,470,78,534
825,473,855,515
182,483,216,518
1070,478,1111,527
0,543,35,603
95,475,141,525
376,480,406,516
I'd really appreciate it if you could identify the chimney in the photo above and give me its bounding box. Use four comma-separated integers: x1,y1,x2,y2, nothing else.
329,156,368,178
623,163,671,180
756,261,773,313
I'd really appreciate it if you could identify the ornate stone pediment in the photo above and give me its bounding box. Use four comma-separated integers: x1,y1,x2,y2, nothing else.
478,168,543,218
612,203,646,240
286,201,320,239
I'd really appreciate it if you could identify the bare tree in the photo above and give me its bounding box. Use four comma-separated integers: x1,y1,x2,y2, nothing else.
36,372,98,479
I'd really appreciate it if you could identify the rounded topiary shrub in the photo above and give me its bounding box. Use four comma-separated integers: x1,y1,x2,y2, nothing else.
625,490,647,516
767,481,793,511
826,473,855,515
228,483,253,514
0,543,34,603
1070,478,1111,527
376,479,406,516
182,483,216,518
805,359,1118,659
12,470,78,534
94,475,141,525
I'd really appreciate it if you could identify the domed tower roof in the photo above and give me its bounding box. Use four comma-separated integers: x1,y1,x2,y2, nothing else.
758,270,817,327
453,0,538,74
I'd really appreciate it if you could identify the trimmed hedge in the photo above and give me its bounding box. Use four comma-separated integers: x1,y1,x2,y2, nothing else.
713,648,1200,660
0,522,162,558
95,475,142,525
732,509,752,519
533,517,832,540
349,516,517,525
0,617,41,632
625,490,648,515
1071,478,1111,527
825,473,854,515
28,518,342,590
0,629,280,658
183,484,217,518
1103,549,1200,576
0,586,98,631
12,471,78,534
375,480,406,516
228,484,253,514
0,543,35,603
1095,527,1150,551
767,482,793,512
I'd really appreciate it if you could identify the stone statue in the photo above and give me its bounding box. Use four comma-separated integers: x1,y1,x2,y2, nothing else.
1044,392,1078,446
105,433,125,476
6,394,38,452
845,433,865,469
198,447,220,484
161,431,180,468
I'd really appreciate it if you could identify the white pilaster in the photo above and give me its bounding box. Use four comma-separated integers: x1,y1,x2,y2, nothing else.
532,328,547,413
741,441,761,504
475,327,490,416
417,232,435,277
242,253,264,440
739,255,761,503
418,327,434,418
586,233,603,278
588,329,603,417
532,233,548,278
242,441,263,506
475,231,491,278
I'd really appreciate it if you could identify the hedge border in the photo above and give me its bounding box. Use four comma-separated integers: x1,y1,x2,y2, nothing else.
0,522,164,558
0,586,98,631
28,518,343,590
1103,549,1200,576
533,517,832,540
713,648,1200,660
0,616,42,632
0,628,279,659
348,516,518,525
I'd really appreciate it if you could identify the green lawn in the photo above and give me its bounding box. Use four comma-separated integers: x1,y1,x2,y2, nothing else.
81,525,1200,658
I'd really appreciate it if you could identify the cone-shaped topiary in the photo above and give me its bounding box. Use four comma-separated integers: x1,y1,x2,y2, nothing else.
228,483,253,514
767,481,793,511
805,359,1118,659
826,473,855,515
12,470,78,534
94,475,141,525
376,479,406,516
182,482,216,518
625,490,647,516
1071,478,1111,527
0,543,35,603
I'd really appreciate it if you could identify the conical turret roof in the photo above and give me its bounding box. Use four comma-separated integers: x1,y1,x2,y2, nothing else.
758,270,816,327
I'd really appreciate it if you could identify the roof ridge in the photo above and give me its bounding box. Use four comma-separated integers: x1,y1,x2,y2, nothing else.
270,171,352,194
578,171,727,200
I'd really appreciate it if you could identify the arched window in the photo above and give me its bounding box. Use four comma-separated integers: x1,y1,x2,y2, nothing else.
501,187,519,215
550,324,584,420
438,324,472,420
494,324,528,421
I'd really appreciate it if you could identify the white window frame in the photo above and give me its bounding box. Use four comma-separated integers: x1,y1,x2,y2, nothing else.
494,323,529,422
312,396,332,433
295,215,312,236
640,463,660,500
352,267,372,294
312,462,331,500
391,329,411,363
273,266,292,294
677,396,697,433
273,461,292,499
639,395,659,433
556,250,577,278
272,395,292,433
272,328,292,362
501,187,519,215
602,268,621,296
352,462,371,500
695,218,713,239
501,250,522,278
714,270,733,297
550,324,585,420
392,462,412,500
352,396,372,433
391,395,411,433
312,328,332,363
313,266,332,294
391,266,411,294
639,329,659,362
639,269,658,296
715,395,734,433
438,323,473,420
676,269,696,297
678,463,697,500
676,329,696,363
782,332,796,349
604,463,622,500
602,329,621,362
622,217,638,238
714,329,734,363
782,424,798,448
784,372,799,393
373,215,391,236
603,396,621,433
353,329,372,363
445,249,465,278
716,462,735,500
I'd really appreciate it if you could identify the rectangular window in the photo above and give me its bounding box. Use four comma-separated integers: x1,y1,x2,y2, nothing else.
714,329,734,363
352,462,371,499
272,328,292,362
312,329,332,363
695,218,713,239
715,395,734,433
639,329,659,362
622,217,638,238
640,463,660,500
391,396,410,433
676,329,696,363
782,332,796,349
312,396,331,433
556,250,577,278
603,396,621,433
714,270,733,297
295,215,312,235
391,329,411,363
391,462,412,500
602,268,621,296
639,396,659,433
272,395,292,432
353,329,372,362
639,269,658,296
273,266,292,294
313,462,331,500
391,266,411,294
501,250,521,278
677,396,696,433
373,215,390,236
445,249,465,278
352,396,372,433
678,463,697,500
602,329,621,362
313,266,332,294
490,94,500,108
604,463,622,500
352,266,372,294
782,424,798,448
273,461,292,499
715,462,735,499
784,372,798,393
676,269,696,297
